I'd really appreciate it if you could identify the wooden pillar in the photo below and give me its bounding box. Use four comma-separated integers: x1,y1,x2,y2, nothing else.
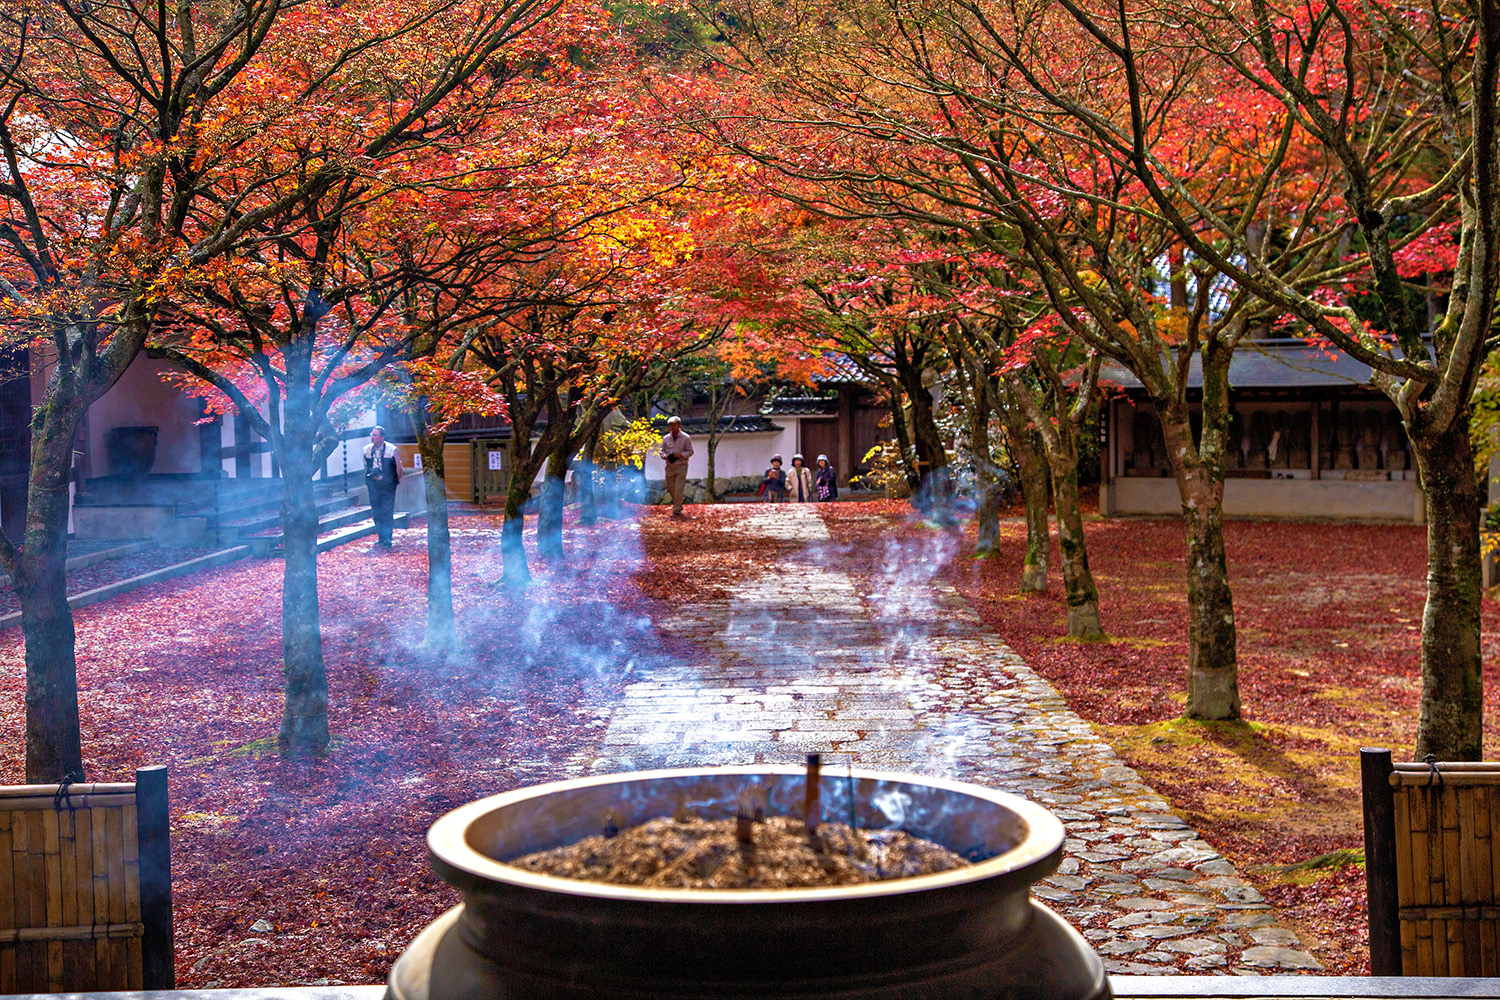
1361,747,1402,975
1310,400,1321,481
1099,399,1112,516
137,765,175,989
837,387,853,486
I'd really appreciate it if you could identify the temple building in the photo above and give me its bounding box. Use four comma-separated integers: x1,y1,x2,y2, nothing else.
1100,340,1426,523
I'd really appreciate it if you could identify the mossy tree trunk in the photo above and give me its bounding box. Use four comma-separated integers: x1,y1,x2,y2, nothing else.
411,402,455,653
1156,344,1240,721
1412,418,1483,758
1003,357,1103,638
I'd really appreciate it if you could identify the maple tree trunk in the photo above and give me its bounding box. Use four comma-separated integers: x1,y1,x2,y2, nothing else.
1177,468,1239,721
1412,419,1484,759
887,385,923,496
968,383,1000,557
1002,418,1049,593
277,364,330,751
900,370,952,521
536,446,568,561
1045,424,1103,639
1157,369,1240,721
16,399,86,782
706,436,719,503
501,464,533,588
579,432,600,525
414,421,455,653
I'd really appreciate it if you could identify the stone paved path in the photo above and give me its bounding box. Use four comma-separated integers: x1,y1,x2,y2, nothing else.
588,506,1323,975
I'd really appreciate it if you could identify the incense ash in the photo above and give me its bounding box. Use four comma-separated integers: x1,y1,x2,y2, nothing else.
507,815,971,889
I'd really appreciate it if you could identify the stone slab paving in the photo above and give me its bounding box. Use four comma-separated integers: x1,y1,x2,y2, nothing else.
588,506,1322,975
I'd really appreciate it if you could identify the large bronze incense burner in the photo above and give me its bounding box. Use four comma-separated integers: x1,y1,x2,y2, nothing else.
387,765,1110,1000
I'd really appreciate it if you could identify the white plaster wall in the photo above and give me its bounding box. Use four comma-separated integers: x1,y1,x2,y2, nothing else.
643,420,801,482
87,357,204,475
1109,476,1425,523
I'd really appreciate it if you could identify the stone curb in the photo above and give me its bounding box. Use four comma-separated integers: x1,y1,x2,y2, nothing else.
0,539,155,589
0,545,252,631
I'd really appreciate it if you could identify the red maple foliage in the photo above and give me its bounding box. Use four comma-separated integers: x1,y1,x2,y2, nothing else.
818,500,1500,974
0,513,669,987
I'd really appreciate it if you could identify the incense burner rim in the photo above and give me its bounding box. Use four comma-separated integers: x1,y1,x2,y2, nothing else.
427,764,1064,905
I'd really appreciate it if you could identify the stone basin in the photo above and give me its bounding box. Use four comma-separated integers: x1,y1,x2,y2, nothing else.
387,765,1110,1000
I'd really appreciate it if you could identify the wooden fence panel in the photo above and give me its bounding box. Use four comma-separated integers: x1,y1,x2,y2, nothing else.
0,769,171,993
1387,762,1500,976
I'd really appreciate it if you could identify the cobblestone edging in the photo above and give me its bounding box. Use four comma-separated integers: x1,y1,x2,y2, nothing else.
589,506,1323,975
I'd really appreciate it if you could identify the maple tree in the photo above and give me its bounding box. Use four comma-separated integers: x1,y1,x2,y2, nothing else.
0,0,428,779
376,56,674,650
798,231,956,518
790,211,1104,625
958,0,1499,757
962,310,1105,638
672,0,1347,719
459,151,809,578
468,283,722,583
149,0,587,751
996,396,1051,588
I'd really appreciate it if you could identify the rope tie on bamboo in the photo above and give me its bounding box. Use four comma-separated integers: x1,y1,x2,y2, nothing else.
53,768,84,812
1425,753,1443,787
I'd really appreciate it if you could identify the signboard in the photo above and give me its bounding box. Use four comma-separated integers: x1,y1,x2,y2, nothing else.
488,450,504,471
412,453,423,472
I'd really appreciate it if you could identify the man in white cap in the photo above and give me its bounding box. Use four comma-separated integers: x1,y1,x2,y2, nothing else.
658,416,693,517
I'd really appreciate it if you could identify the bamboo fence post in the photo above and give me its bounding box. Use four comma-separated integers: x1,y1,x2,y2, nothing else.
136,766,173,990
1363,747,1402,975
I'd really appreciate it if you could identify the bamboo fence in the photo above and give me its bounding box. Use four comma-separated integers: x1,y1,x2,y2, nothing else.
0,766,172,993
1364,749,1500,976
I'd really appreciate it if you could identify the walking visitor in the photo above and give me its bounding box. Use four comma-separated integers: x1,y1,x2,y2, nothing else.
786,453,815,503
816,454,838,501
363,426,402,548
659,415,693,517
760,454,786,501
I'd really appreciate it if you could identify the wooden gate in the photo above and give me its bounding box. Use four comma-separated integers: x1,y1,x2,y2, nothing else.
1364,749,1500,976
469,439,510,503
0,766,173,993
799,419,840,482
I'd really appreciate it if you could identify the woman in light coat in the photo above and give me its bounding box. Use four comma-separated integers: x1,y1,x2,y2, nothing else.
785,453,816,503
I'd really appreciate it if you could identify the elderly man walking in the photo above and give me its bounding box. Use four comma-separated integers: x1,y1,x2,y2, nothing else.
658,416,693,517
363,425,403,548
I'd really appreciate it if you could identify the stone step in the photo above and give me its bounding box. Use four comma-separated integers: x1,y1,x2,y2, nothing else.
218,495,346,539
247,509,411,556
175,477,351,518
315,512,412,553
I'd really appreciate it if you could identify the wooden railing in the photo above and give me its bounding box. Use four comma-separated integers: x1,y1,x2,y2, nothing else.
0,766,172,993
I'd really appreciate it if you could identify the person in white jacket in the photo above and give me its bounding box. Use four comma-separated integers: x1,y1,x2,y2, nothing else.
786,453,816,503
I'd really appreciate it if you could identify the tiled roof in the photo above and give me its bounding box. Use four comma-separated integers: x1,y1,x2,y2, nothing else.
1101,340,1406,391
680,414,782,435
814,353,871,384
762,395,839,416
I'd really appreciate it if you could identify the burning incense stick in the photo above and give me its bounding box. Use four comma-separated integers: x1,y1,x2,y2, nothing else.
846,757,858,832
804,753,823,836
736,792,758,849
736,788,765,871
